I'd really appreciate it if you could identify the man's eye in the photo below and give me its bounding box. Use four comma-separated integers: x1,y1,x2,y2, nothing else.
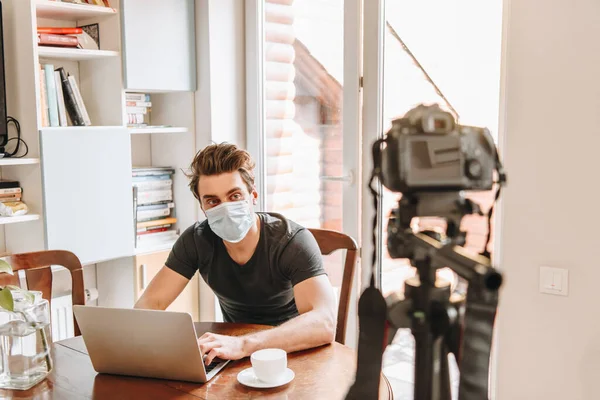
207,199,218,206
231,193,242,200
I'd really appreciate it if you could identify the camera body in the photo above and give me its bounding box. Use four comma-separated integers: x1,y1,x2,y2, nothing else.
380,104,497,193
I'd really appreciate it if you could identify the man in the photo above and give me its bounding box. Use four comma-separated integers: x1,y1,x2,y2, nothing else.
135,143,337,365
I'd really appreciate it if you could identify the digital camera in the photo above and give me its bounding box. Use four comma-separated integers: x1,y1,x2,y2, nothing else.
378,104,497,193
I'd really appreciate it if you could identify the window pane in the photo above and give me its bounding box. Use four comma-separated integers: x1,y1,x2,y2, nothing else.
262,0,345,285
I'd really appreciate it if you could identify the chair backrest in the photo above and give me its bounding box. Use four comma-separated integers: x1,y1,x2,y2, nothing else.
308,228,358,345
0,250,85,336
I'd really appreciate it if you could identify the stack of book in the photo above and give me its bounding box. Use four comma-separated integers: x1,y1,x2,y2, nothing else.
0,180,22,203
133,167,178,248
37,25,101,52
39,64,91,127
126,93,151,127
37,27,81,49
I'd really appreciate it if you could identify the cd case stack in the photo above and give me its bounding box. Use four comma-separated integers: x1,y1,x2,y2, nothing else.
132,167,178,249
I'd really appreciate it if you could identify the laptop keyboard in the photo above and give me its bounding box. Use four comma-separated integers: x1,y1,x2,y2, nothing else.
206,360,219,373
204,357,225,374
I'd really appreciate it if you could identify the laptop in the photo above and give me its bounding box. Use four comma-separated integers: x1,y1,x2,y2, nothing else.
72,305,230,383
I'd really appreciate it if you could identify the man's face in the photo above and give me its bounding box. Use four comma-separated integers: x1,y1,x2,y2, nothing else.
198,171,257,211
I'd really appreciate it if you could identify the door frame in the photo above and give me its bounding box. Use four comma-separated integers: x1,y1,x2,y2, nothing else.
361,0,386,290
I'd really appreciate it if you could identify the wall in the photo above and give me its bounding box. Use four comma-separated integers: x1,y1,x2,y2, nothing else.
196,0,246,149
496,0,600,399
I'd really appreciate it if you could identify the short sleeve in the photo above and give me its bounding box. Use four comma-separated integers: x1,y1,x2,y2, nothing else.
279,228,326,286
165,226,199,280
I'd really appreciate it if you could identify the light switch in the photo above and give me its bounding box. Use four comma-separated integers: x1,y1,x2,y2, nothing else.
539,266,568,296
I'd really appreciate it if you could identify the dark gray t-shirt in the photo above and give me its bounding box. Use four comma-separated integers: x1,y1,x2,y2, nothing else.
165,212,325,326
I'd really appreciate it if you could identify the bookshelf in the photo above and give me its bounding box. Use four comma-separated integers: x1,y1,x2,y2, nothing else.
0,215,41,225
37,47,120,61
4,0,199,317
128,127,189,135
0,158,40,166
35,0,117,20
133,239,178,256
3,0,197,256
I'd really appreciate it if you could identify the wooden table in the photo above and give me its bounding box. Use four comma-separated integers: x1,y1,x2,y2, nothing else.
0,322,393,399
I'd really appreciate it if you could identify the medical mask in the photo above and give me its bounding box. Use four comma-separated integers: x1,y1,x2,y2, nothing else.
204,200,254,243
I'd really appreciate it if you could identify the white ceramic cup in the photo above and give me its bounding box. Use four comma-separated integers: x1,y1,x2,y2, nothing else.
250,348,287,384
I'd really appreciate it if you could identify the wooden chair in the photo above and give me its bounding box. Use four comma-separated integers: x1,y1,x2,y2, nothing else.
0,250,85,336
308,228,358,345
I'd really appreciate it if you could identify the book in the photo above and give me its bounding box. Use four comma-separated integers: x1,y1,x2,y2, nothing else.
39,67,49,127
56,67,85,126
0,192,21,198
0,181,20,189
0,197,21,203
126,106,149,114
132,174,172,182
137,204,172,221
132,179,172,192
44,64,59,127
136,189,173,205
137,217,177,229
125,101,151,107
132,167,175,176
68,75,91,126
137,224,172,233
54,71,68,127
0,188,22,195
137,227,169,235
125,93,151,102
127,113,149,125
38,33,79,48
37,27,83,35
136,203,174,211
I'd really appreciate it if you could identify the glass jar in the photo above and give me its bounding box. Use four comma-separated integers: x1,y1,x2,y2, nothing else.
0,293,53,390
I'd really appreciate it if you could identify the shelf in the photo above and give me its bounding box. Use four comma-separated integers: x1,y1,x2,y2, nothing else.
0,158,40,166
35,0,117,21
38,47,120,61
0,214,40,226
40,126,125,132
134,239,178,255
128,127,189,135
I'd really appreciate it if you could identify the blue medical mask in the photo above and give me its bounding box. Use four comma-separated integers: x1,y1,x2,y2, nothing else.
204,200,254,243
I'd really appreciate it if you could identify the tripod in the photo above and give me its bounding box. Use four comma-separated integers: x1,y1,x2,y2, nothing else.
346,193,502,400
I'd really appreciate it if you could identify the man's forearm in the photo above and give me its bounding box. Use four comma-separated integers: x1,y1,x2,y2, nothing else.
242,309,335,355
134,294,163,310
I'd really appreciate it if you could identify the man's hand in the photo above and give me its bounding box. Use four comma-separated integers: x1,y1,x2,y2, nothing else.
197,332,250,365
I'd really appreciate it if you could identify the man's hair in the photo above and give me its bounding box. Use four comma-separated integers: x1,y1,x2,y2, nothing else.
186,143,256,200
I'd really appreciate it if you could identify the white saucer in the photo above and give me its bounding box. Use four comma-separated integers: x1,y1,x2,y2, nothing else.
237,367,295,389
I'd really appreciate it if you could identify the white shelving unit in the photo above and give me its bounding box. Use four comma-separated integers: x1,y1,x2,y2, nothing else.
3,0,126,254
0,215,41,225
128,127,188,135
5,0,199,320
133,240,178,256
37,47,120,61
0,158,40,166
4,0,197,257
35,0,117,20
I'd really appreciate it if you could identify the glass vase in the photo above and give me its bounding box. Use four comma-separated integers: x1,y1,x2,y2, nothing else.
0,294,53,390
